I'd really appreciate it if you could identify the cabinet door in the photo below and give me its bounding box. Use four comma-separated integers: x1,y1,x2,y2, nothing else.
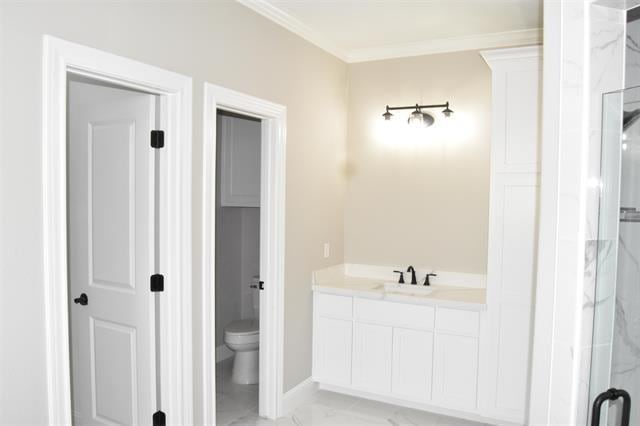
432,333,479,410
392,328,433,402
314,317,352,386
219,114,261,207
352,322,392,393
485,174,538,422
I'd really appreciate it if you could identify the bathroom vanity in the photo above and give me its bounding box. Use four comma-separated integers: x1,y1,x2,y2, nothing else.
311,274,488,422
311,45,541,425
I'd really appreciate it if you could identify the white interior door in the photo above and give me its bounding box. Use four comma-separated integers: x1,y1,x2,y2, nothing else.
68,79,156,425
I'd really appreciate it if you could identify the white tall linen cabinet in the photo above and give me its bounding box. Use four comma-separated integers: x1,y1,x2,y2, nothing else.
480,46,542,424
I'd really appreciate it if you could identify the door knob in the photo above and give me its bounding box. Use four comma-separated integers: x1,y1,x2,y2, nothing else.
249,281,264,290
73,293,88,306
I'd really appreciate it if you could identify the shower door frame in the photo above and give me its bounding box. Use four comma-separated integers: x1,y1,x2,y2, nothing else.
587,85,640,426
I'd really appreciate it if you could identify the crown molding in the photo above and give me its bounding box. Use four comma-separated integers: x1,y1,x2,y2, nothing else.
236,0,350,61
347,28,542,63
480,45,542,68
237,0,542,64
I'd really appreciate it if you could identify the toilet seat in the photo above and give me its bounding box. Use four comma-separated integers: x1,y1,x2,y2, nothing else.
224,319,259,345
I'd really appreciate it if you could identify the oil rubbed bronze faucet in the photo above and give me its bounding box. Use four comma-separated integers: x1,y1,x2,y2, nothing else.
407,266,417,285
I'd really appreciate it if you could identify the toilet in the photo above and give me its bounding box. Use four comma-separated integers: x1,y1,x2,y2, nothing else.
223,277,260,384
224,318,259,384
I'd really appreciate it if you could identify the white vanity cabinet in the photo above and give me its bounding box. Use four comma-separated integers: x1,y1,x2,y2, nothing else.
312,291,484,419
312,293,353,386
351,298,436,401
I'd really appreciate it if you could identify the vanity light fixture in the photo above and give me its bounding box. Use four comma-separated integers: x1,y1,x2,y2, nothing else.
382,102,453,128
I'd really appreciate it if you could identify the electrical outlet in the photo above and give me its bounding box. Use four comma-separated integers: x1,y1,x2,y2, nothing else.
323,242,330,258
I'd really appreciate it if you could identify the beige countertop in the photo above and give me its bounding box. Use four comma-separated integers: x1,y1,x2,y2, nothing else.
312,276,487,311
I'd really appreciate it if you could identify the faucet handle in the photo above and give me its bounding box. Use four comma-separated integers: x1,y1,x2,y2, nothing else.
393,270,405,284
424,273,437,286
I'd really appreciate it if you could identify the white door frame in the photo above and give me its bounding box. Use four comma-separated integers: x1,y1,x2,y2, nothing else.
201,83,286,424
42,36,193,425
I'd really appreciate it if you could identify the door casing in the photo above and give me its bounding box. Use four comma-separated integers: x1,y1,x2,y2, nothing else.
42,36,193,425
201,83,286,423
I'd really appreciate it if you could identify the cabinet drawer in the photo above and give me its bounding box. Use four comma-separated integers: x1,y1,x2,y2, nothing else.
315,293,352,319
435,308,479,336
354,298,434,330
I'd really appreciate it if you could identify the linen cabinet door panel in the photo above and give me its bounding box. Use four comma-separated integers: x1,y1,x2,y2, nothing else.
314,317,353,386
392,328,433,402
352,322,393,393
433,334,479,411
219,114,261,207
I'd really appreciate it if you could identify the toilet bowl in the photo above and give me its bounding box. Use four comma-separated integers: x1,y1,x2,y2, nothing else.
224,318,259,384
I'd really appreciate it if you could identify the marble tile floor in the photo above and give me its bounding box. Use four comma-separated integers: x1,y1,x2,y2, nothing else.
216,359,488,426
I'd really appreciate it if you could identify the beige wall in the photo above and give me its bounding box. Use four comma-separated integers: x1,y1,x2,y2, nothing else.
345,51,492,274
0,1,346,423
0,1,497,422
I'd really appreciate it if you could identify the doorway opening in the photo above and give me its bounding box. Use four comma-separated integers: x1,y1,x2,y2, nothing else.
201,83,286,424
214,110,262,423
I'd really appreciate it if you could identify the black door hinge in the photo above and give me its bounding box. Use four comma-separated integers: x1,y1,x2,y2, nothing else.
152,410,166,426
259,281,264,290
151,130,165,148
150,274,164,292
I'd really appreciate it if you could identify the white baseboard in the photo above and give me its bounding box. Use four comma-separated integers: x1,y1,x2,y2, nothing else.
216,344,234,363
282,377,318,415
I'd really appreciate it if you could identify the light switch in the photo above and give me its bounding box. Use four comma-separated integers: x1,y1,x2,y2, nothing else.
323,242,331,258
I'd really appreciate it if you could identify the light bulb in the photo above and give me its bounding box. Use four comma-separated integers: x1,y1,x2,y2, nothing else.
407,109,423,126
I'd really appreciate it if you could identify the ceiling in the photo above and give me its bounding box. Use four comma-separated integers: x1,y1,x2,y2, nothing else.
238,0,543,63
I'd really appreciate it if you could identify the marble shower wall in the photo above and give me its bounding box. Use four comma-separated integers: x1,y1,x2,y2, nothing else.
627,19,640,88
603,21,640,422
580,5,626,425
584,12,640,426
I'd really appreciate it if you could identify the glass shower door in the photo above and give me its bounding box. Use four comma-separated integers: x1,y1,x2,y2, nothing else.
589,86,640,426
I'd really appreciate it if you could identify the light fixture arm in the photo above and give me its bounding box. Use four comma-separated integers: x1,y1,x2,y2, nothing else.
385,101,450,112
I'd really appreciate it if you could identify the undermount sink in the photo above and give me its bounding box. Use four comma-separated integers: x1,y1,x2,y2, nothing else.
384,283,434,296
